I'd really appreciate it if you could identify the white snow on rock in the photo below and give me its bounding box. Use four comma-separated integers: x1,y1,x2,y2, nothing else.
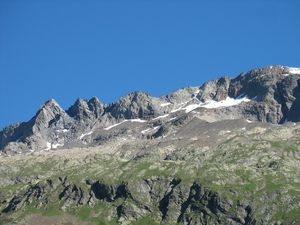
129,119,147,123
171,101,190,113
183,96,252,113
52,143,64,149
141,126,161,134
200,96,251,109
152,114,169,121
185,104,202,113
56,129,69,133
45,142,51,151
288,67,300,75
104,119,147,131
79,131,93,139
160,102,171,107
141,128,152,134
104,121,127,130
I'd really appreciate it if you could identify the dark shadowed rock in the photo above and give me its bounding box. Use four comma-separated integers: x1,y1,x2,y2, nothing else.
67,97,105,123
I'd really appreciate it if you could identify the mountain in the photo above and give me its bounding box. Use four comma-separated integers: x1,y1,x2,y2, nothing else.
0,65,300,225
1,65,300,154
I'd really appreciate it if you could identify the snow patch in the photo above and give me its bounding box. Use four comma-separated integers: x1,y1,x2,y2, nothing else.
171,101,190,113
45,142,51,151
168,117,177,121
201,96,251,109
171,96,251,113
79,131,93,139
151,114,169,121
185,104,202,113
141,128,152,134
104,119,147,131
160,102,171,107
56,129,69,133
104,121,126,130
129,119,147,123
52,143,64,149
289,67,300,75
141,126,161,134
171,107,184,113
184,96,252,113
194,89,200,95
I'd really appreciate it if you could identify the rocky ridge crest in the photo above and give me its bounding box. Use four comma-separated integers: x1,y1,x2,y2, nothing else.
1,65,300,153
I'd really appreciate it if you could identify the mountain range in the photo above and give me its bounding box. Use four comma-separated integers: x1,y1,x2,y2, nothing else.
1,65,300,154
0,65,300,225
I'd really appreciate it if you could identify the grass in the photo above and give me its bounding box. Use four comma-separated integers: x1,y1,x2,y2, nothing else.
131,215,160,225
0,130,299,225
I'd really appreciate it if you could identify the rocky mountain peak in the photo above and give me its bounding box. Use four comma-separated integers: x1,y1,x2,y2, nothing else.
42,98,60,107
166,86,200,104
1,65,300,153
38,99,64,115
229,66,299,100
247,65,288,77
108,91,162,119
66,97,104,122
197,76,231,102
30,99,69,133
1,66,300,225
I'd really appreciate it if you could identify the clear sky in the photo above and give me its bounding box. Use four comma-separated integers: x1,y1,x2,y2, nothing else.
0,0,300,129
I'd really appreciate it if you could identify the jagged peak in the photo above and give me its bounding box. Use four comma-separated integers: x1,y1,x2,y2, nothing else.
72,97,103,106
112,91,154,106
41,98,61,108
73,98,88,106
37,99,65,116
126,91,151,99
67,97,104,120
89,96,101,104
197,76,231,102
242,65,290,78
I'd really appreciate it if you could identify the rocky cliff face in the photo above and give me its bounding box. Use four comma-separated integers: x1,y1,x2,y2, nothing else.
1,66,300,153
0,65,300,225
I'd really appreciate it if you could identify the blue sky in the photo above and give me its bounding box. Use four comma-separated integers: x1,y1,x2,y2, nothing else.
0,0,300,128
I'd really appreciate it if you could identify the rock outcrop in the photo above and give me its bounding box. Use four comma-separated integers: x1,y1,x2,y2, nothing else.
1,65,300,153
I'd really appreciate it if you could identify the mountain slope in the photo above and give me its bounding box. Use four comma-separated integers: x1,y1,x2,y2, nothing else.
1,65,300,154
0,65,300,225
0,119,299,225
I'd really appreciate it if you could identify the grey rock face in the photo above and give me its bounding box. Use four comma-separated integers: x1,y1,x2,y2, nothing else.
166,86,200,104
107,91,164,119
0,122,28,152
0,99,74,152
197,76,231,102
67,97,104,123
229,66,300,123
1,176,260,225
1,65,300,153
31,99,69,132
